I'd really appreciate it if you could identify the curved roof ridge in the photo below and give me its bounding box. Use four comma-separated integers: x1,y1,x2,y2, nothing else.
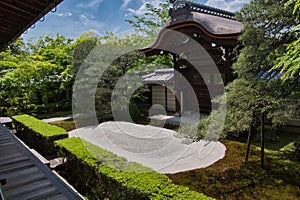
171,1,235,20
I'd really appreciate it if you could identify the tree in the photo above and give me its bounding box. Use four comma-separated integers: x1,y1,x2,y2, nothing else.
94,33,164,122
272,0,300,82
125,1,170,38
0,34,74,115
227,0,298,130
223,0,299,166
271,0,300,160
233,0,298,78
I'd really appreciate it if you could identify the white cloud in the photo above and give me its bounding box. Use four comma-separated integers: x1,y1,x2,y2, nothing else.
75,0,104,9
56,12,72,17
121,0,131,9
79,14,89,25
78,14,105,32
205,0,250,12
127,0,167,16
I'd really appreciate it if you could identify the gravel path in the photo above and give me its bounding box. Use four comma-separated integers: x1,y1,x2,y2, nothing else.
69,121,226,174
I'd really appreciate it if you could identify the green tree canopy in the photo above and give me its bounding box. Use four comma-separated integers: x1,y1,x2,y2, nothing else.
223,0,299,134
125,1,170,38
0,34,74,115
233,0,298,78
272,0,300,81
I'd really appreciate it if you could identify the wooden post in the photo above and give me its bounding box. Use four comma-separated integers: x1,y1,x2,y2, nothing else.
165,87,168,112
260,110,265,168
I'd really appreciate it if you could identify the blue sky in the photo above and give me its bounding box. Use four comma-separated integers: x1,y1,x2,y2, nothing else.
22,0,250,42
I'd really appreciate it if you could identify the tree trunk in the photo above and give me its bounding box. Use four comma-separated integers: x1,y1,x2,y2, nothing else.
260,110,265,168
245,111,255,161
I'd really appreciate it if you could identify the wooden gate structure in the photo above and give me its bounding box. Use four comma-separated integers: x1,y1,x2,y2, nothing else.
142,1,244,114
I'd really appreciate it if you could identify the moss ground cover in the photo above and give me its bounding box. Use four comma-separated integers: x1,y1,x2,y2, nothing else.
167,137,300,200
49,119,76,132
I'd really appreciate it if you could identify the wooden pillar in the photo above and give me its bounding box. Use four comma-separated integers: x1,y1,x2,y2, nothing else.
165,87,168,112
180,91,184,114
173,53,181,115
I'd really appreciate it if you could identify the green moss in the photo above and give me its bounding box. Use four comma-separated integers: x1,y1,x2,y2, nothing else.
55,137,213,200
167,139,300,200
50,120,76,132
12,114,67,137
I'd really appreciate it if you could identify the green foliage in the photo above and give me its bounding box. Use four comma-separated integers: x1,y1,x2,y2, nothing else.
69,30,99,75
12,114,67,137
0,2,172,118
272,0,300,81
273,36,300,80
4,37,27,55
91,32,171,122
0,34,73,116
101,31,153,48
177,117,217,141
294,137,300,160
55,137,213,200
234,0,297,78
0,51,20,76
224,0,299,135
126,1,170,38
224,79,296,134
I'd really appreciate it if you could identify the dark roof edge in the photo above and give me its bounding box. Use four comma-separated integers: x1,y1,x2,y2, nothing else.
0,0,63,50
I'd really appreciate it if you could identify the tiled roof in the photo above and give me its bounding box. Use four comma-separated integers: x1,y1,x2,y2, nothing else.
0,124,83,200
191,12,243,35
166,2,244,35
165,11,244,35
258,70,282,80
142,69,175,86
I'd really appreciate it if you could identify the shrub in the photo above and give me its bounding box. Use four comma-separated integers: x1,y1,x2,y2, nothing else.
176,112,226,142
12,114,68,157
55,137,214,200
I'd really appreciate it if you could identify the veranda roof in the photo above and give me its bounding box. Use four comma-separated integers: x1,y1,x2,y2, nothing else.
0,0,63,50
142,69,175,86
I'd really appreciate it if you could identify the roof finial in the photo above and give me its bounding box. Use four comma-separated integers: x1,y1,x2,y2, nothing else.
170,0,188,10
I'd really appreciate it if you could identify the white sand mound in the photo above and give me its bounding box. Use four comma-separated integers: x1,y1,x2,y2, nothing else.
69,121,226,174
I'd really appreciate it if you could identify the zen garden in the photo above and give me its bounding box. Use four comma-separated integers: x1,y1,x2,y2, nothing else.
0,0,300,199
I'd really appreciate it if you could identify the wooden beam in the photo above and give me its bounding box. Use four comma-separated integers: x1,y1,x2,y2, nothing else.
0,1,35,17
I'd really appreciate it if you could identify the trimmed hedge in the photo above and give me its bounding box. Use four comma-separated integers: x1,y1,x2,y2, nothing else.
12,114,68,157
55,137,214,200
